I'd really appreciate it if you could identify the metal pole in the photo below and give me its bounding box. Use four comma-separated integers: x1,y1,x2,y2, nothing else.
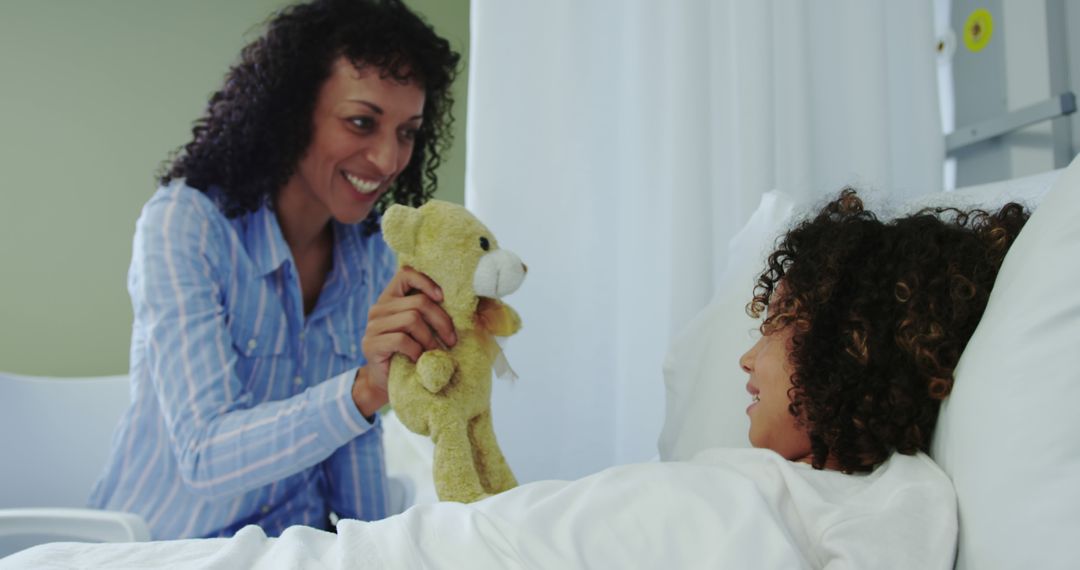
1045,0,1075,166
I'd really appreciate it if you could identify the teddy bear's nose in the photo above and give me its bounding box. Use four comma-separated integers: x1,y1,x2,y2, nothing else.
522,263,528,274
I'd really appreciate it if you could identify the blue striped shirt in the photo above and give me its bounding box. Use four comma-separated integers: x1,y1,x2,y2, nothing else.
89,180,396,539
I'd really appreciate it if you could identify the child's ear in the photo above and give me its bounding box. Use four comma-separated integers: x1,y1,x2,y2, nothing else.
382,204,420,255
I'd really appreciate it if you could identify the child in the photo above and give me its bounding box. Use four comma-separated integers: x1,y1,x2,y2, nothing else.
3,190,1029,569
742,188,1028,473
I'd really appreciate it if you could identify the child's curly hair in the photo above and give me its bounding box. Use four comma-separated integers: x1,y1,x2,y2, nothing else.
749,189,1029,473
160,0,460,232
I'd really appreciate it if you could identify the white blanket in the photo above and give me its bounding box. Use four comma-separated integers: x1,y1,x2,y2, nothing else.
0,449,955,569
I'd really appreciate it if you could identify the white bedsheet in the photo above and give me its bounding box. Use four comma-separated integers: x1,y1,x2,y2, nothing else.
0,449,954,569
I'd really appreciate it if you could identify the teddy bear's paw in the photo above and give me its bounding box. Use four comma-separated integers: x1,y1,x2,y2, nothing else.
417,349,456,393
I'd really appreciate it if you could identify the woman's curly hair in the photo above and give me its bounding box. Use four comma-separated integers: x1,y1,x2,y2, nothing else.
748,189,1029,473
160,0,460,229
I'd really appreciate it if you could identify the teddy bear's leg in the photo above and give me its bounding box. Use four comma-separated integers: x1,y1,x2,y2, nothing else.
430,420,487,503
469,410,518,494
416,349,456,393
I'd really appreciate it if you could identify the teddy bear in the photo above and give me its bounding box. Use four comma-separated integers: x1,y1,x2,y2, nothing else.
381,200,526,504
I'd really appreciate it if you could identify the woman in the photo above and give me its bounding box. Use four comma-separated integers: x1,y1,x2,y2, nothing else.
88,0,460,539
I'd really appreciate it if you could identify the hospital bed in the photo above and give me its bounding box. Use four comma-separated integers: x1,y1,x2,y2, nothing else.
1,158,1078,568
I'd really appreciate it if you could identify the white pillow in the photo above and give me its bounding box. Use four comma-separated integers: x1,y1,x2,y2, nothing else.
657,191,798,461
900,168,1060,214
930,158,1080,569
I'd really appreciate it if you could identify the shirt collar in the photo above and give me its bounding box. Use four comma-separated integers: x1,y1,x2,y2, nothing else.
246,202,292,277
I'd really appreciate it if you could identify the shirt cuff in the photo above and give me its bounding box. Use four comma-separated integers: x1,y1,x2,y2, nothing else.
310,368,376,446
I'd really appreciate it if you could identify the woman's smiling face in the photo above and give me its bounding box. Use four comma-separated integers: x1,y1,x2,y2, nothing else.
284,56,426,225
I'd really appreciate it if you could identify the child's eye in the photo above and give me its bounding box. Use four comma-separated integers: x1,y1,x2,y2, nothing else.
760,320,777,335
479,237,490,251
761,315,786,336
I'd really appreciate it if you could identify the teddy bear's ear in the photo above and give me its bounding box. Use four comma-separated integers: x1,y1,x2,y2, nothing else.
382,204,420,255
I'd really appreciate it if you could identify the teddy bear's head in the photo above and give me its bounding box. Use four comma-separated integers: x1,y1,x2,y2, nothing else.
382,200,526,327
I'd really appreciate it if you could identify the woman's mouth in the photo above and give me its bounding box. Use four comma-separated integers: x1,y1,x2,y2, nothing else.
344,172,381,195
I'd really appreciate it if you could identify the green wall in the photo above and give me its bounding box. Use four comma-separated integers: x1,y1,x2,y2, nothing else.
0,0,470,376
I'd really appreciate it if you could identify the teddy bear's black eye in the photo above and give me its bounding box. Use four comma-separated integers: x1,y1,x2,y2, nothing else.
479,236,490,251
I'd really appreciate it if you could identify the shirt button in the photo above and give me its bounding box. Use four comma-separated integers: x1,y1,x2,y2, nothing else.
350,344,357,354
247,339,258,351
294,376,303,386
261,505,270,514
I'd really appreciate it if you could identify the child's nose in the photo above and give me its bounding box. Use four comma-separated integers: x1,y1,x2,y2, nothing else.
739,337,762,373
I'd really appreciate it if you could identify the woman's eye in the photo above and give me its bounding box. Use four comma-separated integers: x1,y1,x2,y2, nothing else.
350,116,375,130
399,127,419,142
479,237,490,251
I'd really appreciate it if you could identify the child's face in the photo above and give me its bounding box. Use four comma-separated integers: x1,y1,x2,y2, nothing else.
739,324,813,463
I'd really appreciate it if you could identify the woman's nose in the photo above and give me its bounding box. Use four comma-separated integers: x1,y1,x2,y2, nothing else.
367,136,400,176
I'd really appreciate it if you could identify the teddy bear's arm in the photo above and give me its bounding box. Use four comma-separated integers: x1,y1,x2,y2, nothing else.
416,349,456,393
489,304,522,337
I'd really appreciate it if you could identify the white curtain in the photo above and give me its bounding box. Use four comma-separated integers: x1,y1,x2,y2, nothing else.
466,0,943,482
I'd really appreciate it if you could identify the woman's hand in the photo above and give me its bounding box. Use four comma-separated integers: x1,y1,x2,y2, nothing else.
353,267,457,415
